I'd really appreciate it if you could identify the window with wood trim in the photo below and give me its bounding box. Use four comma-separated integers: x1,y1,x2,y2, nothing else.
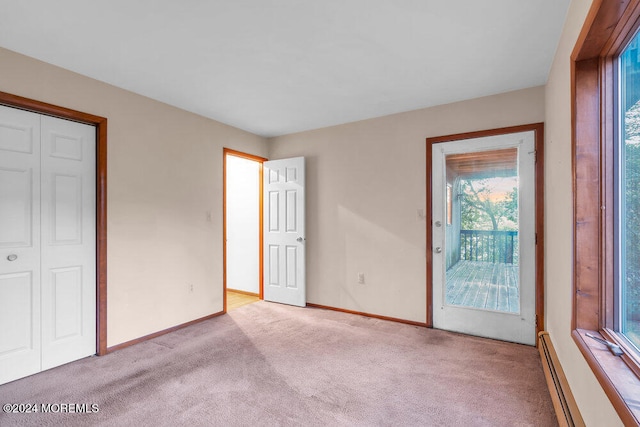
572,0,640,424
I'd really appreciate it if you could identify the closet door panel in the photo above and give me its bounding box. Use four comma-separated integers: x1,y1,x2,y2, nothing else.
40,115,96,370
0,105,42,385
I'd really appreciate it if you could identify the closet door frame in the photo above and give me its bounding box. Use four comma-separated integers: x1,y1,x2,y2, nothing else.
0,91,108,356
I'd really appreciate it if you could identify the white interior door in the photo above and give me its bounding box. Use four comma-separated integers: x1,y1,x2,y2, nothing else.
0,106,42,384
40,115,96,370
432,131,536,345
0,105,96,385
263,157,305,307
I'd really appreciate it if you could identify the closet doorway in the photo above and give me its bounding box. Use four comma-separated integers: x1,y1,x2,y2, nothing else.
223,149,266,311
0,95,107,385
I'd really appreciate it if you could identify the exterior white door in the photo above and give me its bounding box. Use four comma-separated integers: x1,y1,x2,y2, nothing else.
431,131,536,345
0,105,96,385
263,157,306,307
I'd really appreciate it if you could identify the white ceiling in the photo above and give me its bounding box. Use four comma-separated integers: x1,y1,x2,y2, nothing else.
0,1,570,137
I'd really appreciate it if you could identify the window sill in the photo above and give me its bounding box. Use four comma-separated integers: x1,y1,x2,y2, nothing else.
573,329,640,425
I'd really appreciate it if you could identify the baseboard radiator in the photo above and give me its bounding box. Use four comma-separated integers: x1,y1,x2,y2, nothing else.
538,331,585,427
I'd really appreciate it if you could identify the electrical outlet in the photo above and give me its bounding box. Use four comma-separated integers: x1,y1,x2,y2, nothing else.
189,283,194,292
357,273,365,284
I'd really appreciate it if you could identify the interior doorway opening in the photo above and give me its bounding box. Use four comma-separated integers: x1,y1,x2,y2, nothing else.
223,149,266,312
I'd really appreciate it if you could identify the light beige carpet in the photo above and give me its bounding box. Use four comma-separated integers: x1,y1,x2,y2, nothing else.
0,301,556,426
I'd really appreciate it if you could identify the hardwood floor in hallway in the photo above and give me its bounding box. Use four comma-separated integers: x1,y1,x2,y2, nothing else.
227,290,260,311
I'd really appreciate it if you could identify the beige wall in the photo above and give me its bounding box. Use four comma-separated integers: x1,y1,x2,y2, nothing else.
268,87,544,323
544,0,623,425
0,47,268,347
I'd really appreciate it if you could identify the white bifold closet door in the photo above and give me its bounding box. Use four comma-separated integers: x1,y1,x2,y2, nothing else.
0,105,96,385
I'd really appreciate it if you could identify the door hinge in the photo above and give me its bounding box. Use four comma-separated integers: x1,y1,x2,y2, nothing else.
535,315,539,328
535,233,537,244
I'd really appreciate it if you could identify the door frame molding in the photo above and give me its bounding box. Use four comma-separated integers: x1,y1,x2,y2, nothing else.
0,91,108,356
426,122,545,338
222,148,267,312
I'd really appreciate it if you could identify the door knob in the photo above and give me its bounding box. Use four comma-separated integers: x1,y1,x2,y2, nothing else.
434,247,442,254
296,237,305,242
7,254,17,261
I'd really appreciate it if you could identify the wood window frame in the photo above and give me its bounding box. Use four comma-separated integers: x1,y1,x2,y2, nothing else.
0,90,108,356
222,148,267,313
572,0,640,424
426,123,545,335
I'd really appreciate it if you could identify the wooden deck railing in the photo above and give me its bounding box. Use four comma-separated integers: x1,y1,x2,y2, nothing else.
459,229,518,264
